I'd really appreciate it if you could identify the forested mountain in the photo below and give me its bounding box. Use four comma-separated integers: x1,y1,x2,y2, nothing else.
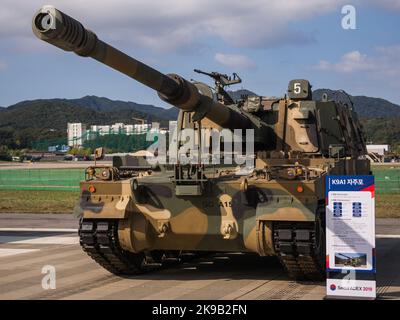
0,90,399,150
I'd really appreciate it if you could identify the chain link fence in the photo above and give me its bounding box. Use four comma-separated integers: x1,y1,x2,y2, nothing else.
0,166,399,193
31,133,157,152
0,168,84,191
372,166,400,194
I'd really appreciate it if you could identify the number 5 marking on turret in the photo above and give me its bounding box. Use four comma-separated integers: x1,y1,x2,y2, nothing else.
294,82,301,94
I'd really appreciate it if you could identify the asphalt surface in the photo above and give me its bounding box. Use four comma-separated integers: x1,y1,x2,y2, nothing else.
0,214,399,300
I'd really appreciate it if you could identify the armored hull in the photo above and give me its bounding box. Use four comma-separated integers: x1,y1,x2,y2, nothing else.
76,157,369,279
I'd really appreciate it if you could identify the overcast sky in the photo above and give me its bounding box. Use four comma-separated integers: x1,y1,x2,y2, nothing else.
0,0,399,108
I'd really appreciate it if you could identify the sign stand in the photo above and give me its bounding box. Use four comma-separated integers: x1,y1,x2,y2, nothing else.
94,147,104,166
325,175,376,300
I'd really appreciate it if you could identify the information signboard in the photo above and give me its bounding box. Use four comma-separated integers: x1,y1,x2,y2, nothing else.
325,175,376,299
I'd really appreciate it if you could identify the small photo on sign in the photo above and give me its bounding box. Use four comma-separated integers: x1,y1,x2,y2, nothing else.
352,202,362,217
333,202,343,217
334,252,367,268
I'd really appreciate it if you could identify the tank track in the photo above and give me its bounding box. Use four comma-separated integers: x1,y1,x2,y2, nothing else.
79,218,195,275
79,218,150,275
78,219,212,275
273,222,325,281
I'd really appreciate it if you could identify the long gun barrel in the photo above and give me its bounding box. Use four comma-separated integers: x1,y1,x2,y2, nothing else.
32,6,251,130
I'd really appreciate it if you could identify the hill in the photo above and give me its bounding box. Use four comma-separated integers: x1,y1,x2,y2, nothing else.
0,90,399,150
8,96,179,121
0,96,178,149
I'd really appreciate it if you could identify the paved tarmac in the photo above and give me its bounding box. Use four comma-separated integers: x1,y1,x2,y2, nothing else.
0,214,399,300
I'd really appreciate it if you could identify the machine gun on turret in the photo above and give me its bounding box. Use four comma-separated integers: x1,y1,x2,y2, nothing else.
193,69,241,104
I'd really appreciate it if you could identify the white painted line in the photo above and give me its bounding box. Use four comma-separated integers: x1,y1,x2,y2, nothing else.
0,236,79,245
0,248,39,258
0,228,77,232
376,234,400,239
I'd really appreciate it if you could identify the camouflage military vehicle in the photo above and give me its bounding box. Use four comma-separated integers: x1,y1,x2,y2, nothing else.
32,6,370,280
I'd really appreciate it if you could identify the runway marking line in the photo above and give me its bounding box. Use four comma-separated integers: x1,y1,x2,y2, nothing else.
375,234,400,239
0,248,39,258
0,259,96,286
0,236,79,245
0,268,109,300
0,228,77,232
0,248,83,269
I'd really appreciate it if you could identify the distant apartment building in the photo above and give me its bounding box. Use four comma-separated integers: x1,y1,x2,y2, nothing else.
90,125,112,136
127,123,152,134
88,123,153,135
67,123,87,147
111,123,125,134
67,121,164,147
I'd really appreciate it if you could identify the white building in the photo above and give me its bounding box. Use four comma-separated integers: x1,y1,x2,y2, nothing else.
111,123,125,134
89,123,154,135
91,125,111,136
125,125,134,135
67,122,162,147
133,123,151,133
366,144,390,156
67,123,87,147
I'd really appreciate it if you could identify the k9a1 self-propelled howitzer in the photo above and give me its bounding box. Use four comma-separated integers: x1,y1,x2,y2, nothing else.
33,6,370,280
